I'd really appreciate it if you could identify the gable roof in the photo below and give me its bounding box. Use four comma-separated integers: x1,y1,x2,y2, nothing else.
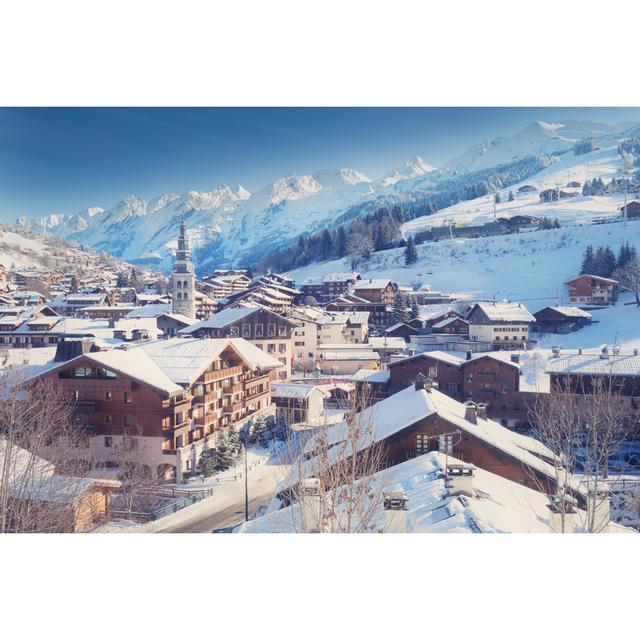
469,301,535,323
564,274,618,285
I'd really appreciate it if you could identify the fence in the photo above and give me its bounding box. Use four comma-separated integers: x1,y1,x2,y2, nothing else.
109,487,216,523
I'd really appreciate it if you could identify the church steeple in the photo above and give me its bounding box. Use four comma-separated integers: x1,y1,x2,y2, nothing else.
172,217,196,319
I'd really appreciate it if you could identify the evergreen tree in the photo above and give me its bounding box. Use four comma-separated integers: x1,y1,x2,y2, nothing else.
391,291,405,324
69,275,79,293
336,227,347,258
251,416,270,447
494,192,501,204
227,428,240,456
581,245,595,274
320,229,333,260
116,272,129,288
508,190,514,202
409,296,420,320
404,236,418,266
602,245,617,277
214,433,233,472
197,440,216,477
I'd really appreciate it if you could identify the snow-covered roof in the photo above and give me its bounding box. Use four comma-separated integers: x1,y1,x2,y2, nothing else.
432,316,469,328
133,337,282,385
352,279,391,290
352,369,391,384
272,383,325,400
546,352,640,377
471,301,535,323
124,303,172,318
288,383,564,494
388,350,464,368
239,451,630,534
367,336,408,351
565,274,618,285
536,306,592,318
179,306,260,333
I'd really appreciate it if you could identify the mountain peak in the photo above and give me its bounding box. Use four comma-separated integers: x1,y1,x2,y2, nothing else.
313,168,371,189
382,155,437,186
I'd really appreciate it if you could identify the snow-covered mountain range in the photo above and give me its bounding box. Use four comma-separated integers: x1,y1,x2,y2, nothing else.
15,118,638,273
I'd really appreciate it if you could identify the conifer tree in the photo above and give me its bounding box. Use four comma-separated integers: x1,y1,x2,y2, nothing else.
336,227,347,258
508,190,514,202
320,229,333,260
214,433,233,472
198,440,216,477
581,245,595,274
404,236,418,266
409,296,420,320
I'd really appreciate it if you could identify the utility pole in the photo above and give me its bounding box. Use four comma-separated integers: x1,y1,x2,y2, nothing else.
624,185,628,228
244,443,249,521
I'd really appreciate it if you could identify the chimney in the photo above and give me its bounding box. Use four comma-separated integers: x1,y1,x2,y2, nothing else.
414,372,426,391
383,490,408,533
600,345,609,360
300,478,323,533
476,403,487,419
635,349,638,357
578,348,583,355
446,463,475,497
510,353,520,364
547,495,577,533
53,338,95,362
464,401,477,424
590,486,611,533
551,347,560,358
466,350,472,361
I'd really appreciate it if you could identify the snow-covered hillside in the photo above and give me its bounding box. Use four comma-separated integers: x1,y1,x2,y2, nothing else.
402,142,634,237
14,118,640,274
445,119,630,172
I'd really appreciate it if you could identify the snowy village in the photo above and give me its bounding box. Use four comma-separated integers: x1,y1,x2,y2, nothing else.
2,110,640,536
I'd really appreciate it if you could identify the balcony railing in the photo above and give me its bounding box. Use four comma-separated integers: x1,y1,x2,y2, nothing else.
74,400,98,414
203,365,243,383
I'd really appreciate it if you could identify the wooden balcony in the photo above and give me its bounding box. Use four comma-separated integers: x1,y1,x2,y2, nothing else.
203,365,243,383
74,400,99,414
223,383,244,395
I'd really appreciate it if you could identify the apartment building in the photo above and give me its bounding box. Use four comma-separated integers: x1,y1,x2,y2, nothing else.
26,337,282,482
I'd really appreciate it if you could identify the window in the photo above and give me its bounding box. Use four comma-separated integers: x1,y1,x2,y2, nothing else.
230,326,239,337
74,389,80,401
73,366,92,378
466,373,473,382
104,436,113,447
105,414,112,425
278,357,287,365
501,383,509,393
278,371,287,380
105,391,112,401
295,341,305,347
242,323,251,337
267,343,276,353
255,324,263,337
268,324,276,336
98,367,116,379
123,392,132,404
278,325,286,336
448,383,459,393
279,343,287,353
123,414,133,427
416,434,430,454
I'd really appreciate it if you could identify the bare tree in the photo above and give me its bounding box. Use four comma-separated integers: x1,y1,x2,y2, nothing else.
0,373,94,532
347,233,374,270
110,427,159,518
614,257,640,306
274,385,389,533
527,373,635,532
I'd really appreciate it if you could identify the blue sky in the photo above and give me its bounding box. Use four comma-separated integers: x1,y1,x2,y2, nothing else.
2,107,640,220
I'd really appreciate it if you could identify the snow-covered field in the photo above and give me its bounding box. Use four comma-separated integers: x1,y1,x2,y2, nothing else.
291,220,640,302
